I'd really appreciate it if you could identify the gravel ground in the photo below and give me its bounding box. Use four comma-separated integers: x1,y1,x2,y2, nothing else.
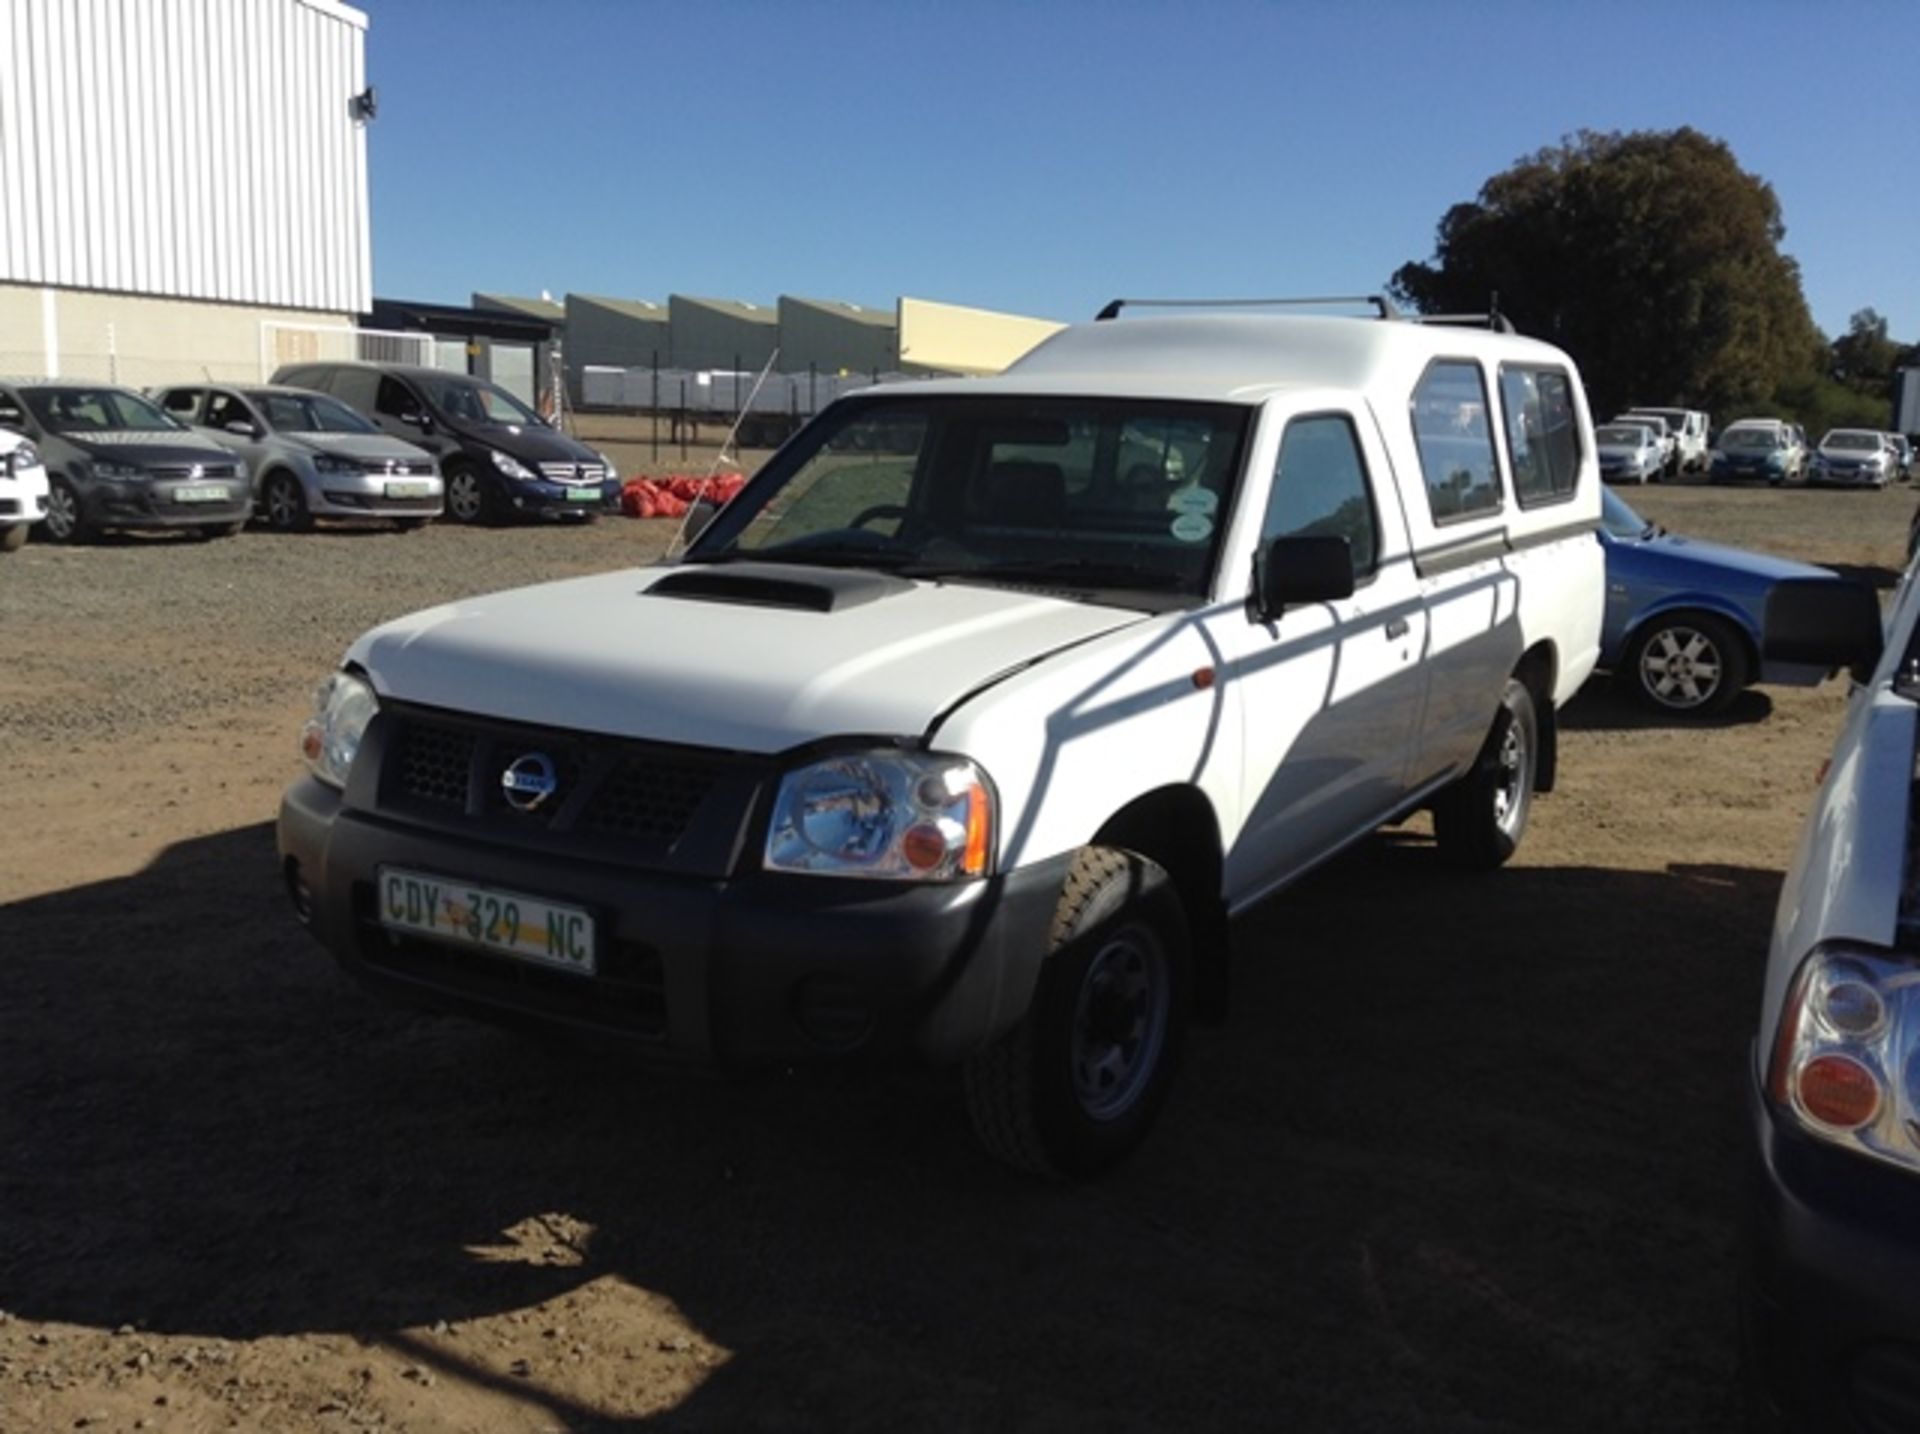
0,480,1912,1431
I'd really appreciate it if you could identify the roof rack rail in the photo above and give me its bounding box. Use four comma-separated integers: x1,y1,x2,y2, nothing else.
1094,294,1402,322
1416,312,1516,334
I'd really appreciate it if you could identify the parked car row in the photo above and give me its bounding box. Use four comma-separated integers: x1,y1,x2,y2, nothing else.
0,361,625,545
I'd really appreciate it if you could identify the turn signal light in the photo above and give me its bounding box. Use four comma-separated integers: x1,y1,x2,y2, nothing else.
1798,1053,1882,1130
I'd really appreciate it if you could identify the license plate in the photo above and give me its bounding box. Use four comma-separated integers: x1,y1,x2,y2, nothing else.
566,487,601,503
384,480,432,499
376,866,596,975
173,484,230,503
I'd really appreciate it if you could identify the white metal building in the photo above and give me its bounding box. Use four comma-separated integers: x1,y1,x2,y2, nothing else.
0,0,373,387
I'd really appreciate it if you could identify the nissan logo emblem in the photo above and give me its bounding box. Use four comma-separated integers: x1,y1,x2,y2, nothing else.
501,752,559,812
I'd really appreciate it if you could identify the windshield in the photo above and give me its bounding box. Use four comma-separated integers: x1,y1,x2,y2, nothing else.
1595,425,1650,446
24,387,185,434
1721,428,1782,450
1618,414,1667,435
687,395,1253,604
1822,431,1880,451
251,390,377,434
1600,487,1652,540
421,375,542,427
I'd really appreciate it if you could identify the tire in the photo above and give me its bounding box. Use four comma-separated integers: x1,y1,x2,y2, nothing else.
40,475,89,543
442,463,494,525
1433,678,1537,869
1628,612,1748,717
0,522,25,552
262,470,313,532
963,846,1190,1179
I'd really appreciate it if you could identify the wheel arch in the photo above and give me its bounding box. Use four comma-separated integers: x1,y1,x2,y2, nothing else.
1091,784,1229,1024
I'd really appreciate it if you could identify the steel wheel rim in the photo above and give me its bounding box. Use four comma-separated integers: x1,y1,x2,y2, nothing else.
447,472,481,520
1070,924,1169,1122
45,483,76,539
267,476,301,528
1493,714,1528,834
1640,625,1723,709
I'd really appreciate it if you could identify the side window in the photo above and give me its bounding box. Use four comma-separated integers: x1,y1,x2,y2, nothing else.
376,376,419,419
329,368,377,413
204,392,248,432
1499,365,1580,507
1410,360,1502,522
1261,414,1379,581
162,389,202,419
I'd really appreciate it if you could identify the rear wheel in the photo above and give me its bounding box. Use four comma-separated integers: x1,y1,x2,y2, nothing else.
963,847,1190,1179
1433,679,1537,869
262,470,313,532
0,522,25,552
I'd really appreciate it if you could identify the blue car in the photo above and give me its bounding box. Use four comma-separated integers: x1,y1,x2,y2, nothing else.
1599,488,1836,715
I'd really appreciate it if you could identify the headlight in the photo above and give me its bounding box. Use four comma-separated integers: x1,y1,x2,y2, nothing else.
597,451,621,483
1766,944,1920,1172
91,459,144,480
314,453,364,476
766,751,994,881
5,440,40,473
299,671,379,789
491,450,536,481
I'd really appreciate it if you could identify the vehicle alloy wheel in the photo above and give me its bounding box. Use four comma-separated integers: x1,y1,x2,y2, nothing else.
1630,613,1747,716
443,466,491,524
264,471,312,532
963,846,1190,1178
41,477,87,543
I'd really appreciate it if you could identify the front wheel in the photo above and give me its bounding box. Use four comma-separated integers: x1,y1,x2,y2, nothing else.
262,470,313,532
1628,612,1747,717
41,475,89,543
963,846,1190,1179
442,464,494,525
1433,678,1537,869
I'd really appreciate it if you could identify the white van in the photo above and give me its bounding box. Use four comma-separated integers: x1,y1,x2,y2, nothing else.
278,305,1606,1175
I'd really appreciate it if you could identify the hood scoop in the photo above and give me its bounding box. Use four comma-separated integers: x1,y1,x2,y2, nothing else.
646,562,911,613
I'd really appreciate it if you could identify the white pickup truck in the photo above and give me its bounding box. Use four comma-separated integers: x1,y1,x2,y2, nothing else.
279,306,1605,1176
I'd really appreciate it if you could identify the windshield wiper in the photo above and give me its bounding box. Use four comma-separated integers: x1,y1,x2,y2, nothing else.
928,558,1188,590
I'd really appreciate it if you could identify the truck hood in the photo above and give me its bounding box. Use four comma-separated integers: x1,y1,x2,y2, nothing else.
346,565,1147,752
1615,531,1832,585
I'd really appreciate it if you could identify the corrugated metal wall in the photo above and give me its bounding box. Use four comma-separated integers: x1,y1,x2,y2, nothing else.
0,0,370,314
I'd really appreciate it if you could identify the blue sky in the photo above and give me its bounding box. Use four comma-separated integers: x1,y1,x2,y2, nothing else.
359,0,1920,342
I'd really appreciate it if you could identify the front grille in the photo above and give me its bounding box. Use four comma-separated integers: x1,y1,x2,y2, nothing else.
151,462,240,480
539,462,606,485
374,705,762,876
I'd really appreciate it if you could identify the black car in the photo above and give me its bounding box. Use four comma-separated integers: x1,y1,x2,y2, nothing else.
0,382,253,542
270,362,620,525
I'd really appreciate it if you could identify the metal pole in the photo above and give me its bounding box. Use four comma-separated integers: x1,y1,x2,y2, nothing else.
650,351,660,465
679,376,689,462
809,361,817,416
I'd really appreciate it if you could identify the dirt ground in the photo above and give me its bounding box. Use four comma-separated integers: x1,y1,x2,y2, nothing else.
0,475,1912,1432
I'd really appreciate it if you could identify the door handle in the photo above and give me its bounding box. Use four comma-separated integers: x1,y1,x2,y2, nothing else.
1385,617,1410,641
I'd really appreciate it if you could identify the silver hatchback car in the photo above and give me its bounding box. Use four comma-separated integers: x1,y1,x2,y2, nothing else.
156,383,443,531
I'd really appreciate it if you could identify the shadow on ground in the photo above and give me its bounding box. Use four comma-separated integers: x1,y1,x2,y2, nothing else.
1560,680,1773,732
0,824,1766,1431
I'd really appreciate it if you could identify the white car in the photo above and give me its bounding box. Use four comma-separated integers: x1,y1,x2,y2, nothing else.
278,305,1606,1176
0,426,50,551
1629,406,1711,475
1743,557,1918,1425
1616,411,1681,477
1810,428,1894,488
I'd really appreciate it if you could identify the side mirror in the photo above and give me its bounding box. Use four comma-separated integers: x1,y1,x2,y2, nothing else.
1763,578,1882,682
1250,534,1354,623
225,419,260,438
683,496,720,545
399,407,432,433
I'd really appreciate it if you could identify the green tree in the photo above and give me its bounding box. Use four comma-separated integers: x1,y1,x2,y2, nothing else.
1390,128,1822,421
1830,307,1899,392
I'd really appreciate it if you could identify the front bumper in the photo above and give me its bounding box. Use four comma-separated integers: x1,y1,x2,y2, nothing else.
1745,1067,1920,1430
1712,458,1785,484
505,477,621,520
277,773,1066,1066
1810,465,1886,488
87,475,252,529
0,468,50,523
310,471,445,520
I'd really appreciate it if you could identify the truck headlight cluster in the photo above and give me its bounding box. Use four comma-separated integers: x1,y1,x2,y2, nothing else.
1768,944,1920,1172
300,671,379,789
766,751,994,881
